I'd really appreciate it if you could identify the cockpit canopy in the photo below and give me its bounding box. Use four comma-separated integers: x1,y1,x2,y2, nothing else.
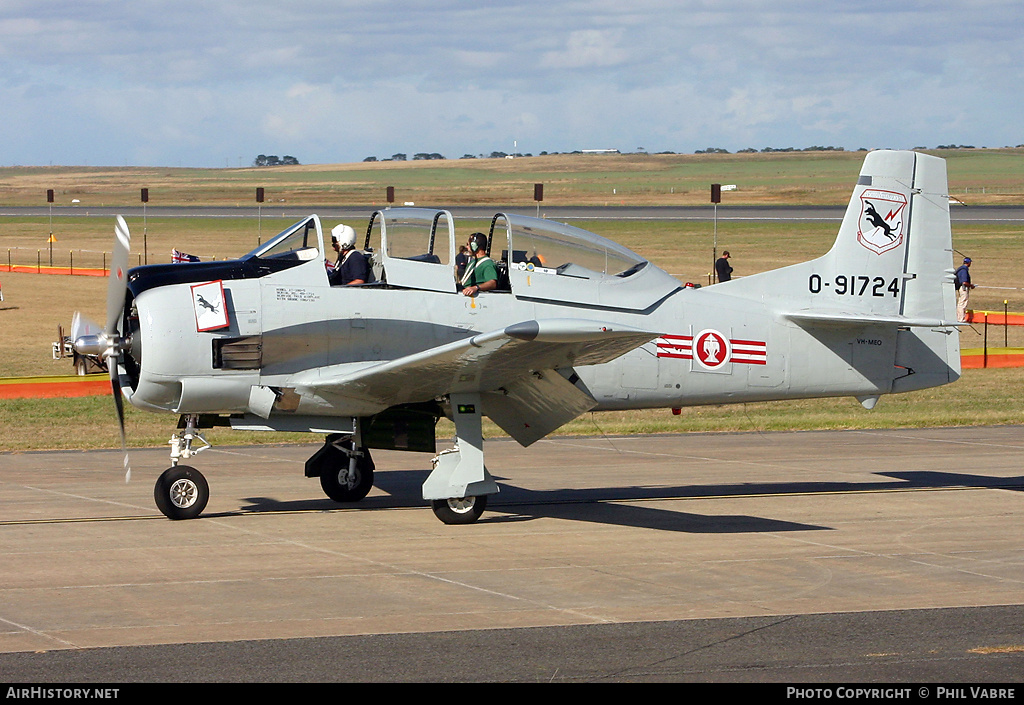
243,216,321,262
489,212,679,310
491,214,646,278
238,209,680,310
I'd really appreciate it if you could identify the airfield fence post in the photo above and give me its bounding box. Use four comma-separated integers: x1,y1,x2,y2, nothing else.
37,250,40,273
1005,301,1009,347
984,313,989,368
69,250,73,275
103,252,107,274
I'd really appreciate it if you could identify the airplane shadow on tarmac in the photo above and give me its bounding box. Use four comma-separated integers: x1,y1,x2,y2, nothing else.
231,468,1024,534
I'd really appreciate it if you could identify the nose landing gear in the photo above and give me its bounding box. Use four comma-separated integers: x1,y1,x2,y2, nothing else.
154,414,212,520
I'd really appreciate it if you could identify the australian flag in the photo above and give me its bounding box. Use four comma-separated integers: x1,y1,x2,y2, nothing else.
172,249,200,264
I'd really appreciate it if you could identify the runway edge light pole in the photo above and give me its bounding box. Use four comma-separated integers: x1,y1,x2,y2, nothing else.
256,187,265,245
47,189,54,266
141,188,149,264
711,183,721,283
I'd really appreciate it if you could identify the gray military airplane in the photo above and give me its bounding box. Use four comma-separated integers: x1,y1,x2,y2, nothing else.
74,150,961,524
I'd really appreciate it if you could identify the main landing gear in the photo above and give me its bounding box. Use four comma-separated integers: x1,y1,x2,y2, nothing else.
304,434,375,503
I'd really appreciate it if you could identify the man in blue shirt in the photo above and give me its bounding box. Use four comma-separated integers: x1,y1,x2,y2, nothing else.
955,257,973,322
329,223,370,286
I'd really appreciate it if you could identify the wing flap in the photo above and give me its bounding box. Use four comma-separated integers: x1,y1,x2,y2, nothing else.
482,370,597,446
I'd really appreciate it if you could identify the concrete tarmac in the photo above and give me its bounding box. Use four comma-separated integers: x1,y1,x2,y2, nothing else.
2,426,1023,681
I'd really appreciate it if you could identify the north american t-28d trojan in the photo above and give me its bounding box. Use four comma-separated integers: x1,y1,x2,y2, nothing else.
74,150,961,524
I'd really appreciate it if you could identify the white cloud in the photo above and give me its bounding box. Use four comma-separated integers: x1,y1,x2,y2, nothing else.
539,29,629,70
0,1,1022,165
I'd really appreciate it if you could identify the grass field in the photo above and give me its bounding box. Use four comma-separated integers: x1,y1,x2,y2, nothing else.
2,366,1024,453
2,149,1023,453
2,148,1023,208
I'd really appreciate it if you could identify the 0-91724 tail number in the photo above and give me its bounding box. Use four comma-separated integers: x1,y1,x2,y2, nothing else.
809,274,899,297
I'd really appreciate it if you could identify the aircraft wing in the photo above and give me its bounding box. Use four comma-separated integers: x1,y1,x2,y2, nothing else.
297,319,658,433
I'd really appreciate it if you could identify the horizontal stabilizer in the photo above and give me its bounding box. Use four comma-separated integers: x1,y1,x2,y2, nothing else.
784,310,963,329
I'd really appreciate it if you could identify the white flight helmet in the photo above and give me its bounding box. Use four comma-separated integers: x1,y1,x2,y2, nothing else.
331,224,357,250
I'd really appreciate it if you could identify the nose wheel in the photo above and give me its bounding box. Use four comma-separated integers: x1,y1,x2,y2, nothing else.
154,465,209,520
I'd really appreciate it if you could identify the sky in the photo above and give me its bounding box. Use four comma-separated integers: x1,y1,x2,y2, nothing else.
1,1,1022,168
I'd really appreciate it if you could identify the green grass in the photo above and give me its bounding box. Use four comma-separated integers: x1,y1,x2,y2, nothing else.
2,366,1021,453
2,148,1022,207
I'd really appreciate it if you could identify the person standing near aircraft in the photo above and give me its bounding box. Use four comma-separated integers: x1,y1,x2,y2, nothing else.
955,257,973,322
330,223,370,285
460,232,498,296
454,244,470,282
715,251,733,283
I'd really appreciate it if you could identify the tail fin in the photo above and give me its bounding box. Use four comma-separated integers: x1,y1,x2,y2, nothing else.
780,151,958,325
730,150,960,394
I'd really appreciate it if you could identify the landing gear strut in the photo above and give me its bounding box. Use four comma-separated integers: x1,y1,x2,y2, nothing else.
155,414,212,520
423,393,498,525
306,434,375,503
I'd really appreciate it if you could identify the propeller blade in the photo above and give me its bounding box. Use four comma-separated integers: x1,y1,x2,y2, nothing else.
70,311,102,343
105,216,131,336
110,362,131,483
100,216,132,484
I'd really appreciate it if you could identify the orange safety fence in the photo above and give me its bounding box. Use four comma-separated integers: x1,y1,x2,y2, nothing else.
1,264,108,277
961,347,1024,369
0,375,112,399
965,310,1024,326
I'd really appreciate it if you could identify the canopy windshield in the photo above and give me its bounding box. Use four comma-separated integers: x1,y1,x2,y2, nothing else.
242,216,321,261
492,214,646,278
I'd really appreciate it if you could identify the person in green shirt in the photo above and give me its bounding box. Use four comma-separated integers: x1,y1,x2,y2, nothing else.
460,232,498,296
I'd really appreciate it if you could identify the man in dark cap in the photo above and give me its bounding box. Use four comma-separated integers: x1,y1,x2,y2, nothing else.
955,257,973,322
715,251,732,283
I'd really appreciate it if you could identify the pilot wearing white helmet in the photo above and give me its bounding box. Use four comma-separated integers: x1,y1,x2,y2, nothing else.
330,223,370,285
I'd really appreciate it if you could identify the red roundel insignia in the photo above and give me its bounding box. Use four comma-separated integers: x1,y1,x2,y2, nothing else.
694,329,731,370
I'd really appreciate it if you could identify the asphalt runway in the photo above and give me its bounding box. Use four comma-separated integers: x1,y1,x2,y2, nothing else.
2,427,1023,683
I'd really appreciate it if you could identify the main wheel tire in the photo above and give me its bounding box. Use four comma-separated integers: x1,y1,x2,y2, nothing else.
154,465,209,520
319,448,374,502
430,495,488,525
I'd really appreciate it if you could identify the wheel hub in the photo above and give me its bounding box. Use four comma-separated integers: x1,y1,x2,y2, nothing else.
169,479,199,508
446,497,476,514
336,467,358,490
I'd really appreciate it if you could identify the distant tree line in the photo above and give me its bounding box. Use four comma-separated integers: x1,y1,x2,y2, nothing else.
254,154,300,166
352,143,1022,165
